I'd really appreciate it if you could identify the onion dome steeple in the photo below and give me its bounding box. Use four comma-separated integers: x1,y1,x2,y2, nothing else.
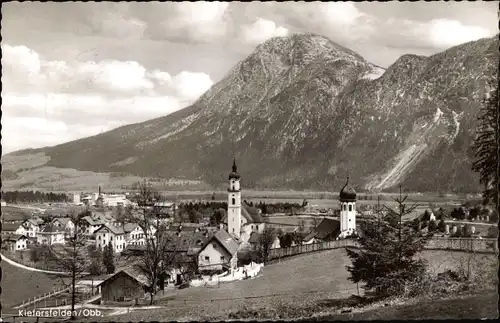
228,158,241,180
339,175,356,202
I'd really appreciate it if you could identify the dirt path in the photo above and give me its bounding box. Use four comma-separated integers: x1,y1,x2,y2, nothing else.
0,252,70,275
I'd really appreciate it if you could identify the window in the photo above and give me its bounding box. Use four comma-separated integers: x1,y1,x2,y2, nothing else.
212,243,217,248
111,236,113,241
232,185,235,190
204,256,210,261
220,256,225,261
348,205,352,212
232,198,236,205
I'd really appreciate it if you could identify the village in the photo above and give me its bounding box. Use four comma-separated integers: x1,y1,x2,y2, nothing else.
1,158,498,317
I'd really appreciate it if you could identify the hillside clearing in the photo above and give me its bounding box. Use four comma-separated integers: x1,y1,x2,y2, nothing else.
82,248,497,321
1,259,68,311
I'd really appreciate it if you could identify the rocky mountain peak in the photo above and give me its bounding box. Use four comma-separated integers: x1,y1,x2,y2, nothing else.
7,36,497,194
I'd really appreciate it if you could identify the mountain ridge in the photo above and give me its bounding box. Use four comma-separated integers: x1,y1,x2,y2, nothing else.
3,33,498,193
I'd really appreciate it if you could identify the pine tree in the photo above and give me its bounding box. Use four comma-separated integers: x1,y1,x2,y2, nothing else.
472,81,498,207
345,186,431,298
437,219,446,233
102,242,115,274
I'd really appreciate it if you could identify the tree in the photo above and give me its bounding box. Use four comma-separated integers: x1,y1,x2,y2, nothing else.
49,209,90,320
30,245,49,263
258,227,277,264
123,180,178,305
437,219,446,233
428,220,438,233
468,206,481,220
102,242,115,274
87,245,103,276
345,186,431,299
472,80,498,207
211,192,216,201
451,208,466,220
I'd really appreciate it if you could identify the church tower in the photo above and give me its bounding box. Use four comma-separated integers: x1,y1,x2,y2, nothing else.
339,175,356,238
227,158,242,238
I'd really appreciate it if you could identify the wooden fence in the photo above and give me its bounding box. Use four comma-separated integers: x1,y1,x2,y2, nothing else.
267,238,498,262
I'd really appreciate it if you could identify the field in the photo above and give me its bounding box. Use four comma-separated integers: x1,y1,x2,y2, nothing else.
0,205,32,222
88,248,497,321
314,291,498,320
1,152,207,192
1,260,68,312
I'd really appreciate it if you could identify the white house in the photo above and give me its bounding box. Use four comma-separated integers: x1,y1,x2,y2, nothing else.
20,219,42,238
5,234,29,251
81,213,112,236
95,223,131,254
37,225,65,245
197,229,239,272
126,224,157,246
52,217,75,237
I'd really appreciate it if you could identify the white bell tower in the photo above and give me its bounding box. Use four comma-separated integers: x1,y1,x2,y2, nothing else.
339,176,357,238
227,158,242,238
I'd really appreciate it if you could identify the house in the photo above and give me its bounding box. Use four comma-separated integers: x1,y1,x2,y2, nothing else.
197,229,239,272
126,223,157,246
97,268,150,304
4,234,29,251
20,218,42,238
51,217,75,237
81,213,112,236
37,225,65,245
247,231,281,251
303,218,341,243
1,200,6,207
1,222,27,236
95,224,129,253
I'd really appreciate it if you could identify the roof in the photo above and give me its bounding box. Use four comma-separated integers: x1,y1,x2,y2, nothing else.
228,158,241,180
339,176,356,202
24,218,42,226
2,222,22,232
52,217,73,227
94,223,126,235
248,232,261,244
222,202,264,224
97,269,150,288
306,218,340,240
212,229,239,255
5,234,28,241
41,225,65,233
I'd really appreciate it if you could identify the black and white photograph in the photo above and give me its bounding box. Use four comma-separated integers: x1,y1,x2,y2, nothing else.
1,1,499,321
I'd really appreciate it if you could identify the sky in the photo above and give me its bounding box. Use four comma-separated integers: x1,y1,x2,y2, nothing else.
2,1,497,154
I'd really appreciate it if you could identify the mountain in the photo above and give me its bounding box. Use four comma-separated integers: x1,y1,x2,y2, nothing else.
4,33,498,193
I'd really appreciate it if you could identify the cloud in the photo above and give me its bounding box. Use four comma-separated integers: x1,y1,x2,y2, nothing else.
322,2,366,26
240,18,289,44
1,43,214,152
426,19,493,48
159,2,230,42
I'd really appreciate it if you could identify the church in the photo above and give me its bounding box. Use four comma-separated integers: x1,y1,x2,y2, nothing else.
304,176,358,243
221,159,266,247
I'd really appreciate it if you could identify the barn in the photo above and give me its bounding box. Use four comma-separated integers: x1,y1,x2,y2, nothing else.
97,269,150,304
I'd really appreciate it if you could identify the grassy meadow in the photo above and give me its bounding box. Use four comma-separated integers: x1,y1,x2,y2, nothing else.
1,260,68,311
89,248,497,321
